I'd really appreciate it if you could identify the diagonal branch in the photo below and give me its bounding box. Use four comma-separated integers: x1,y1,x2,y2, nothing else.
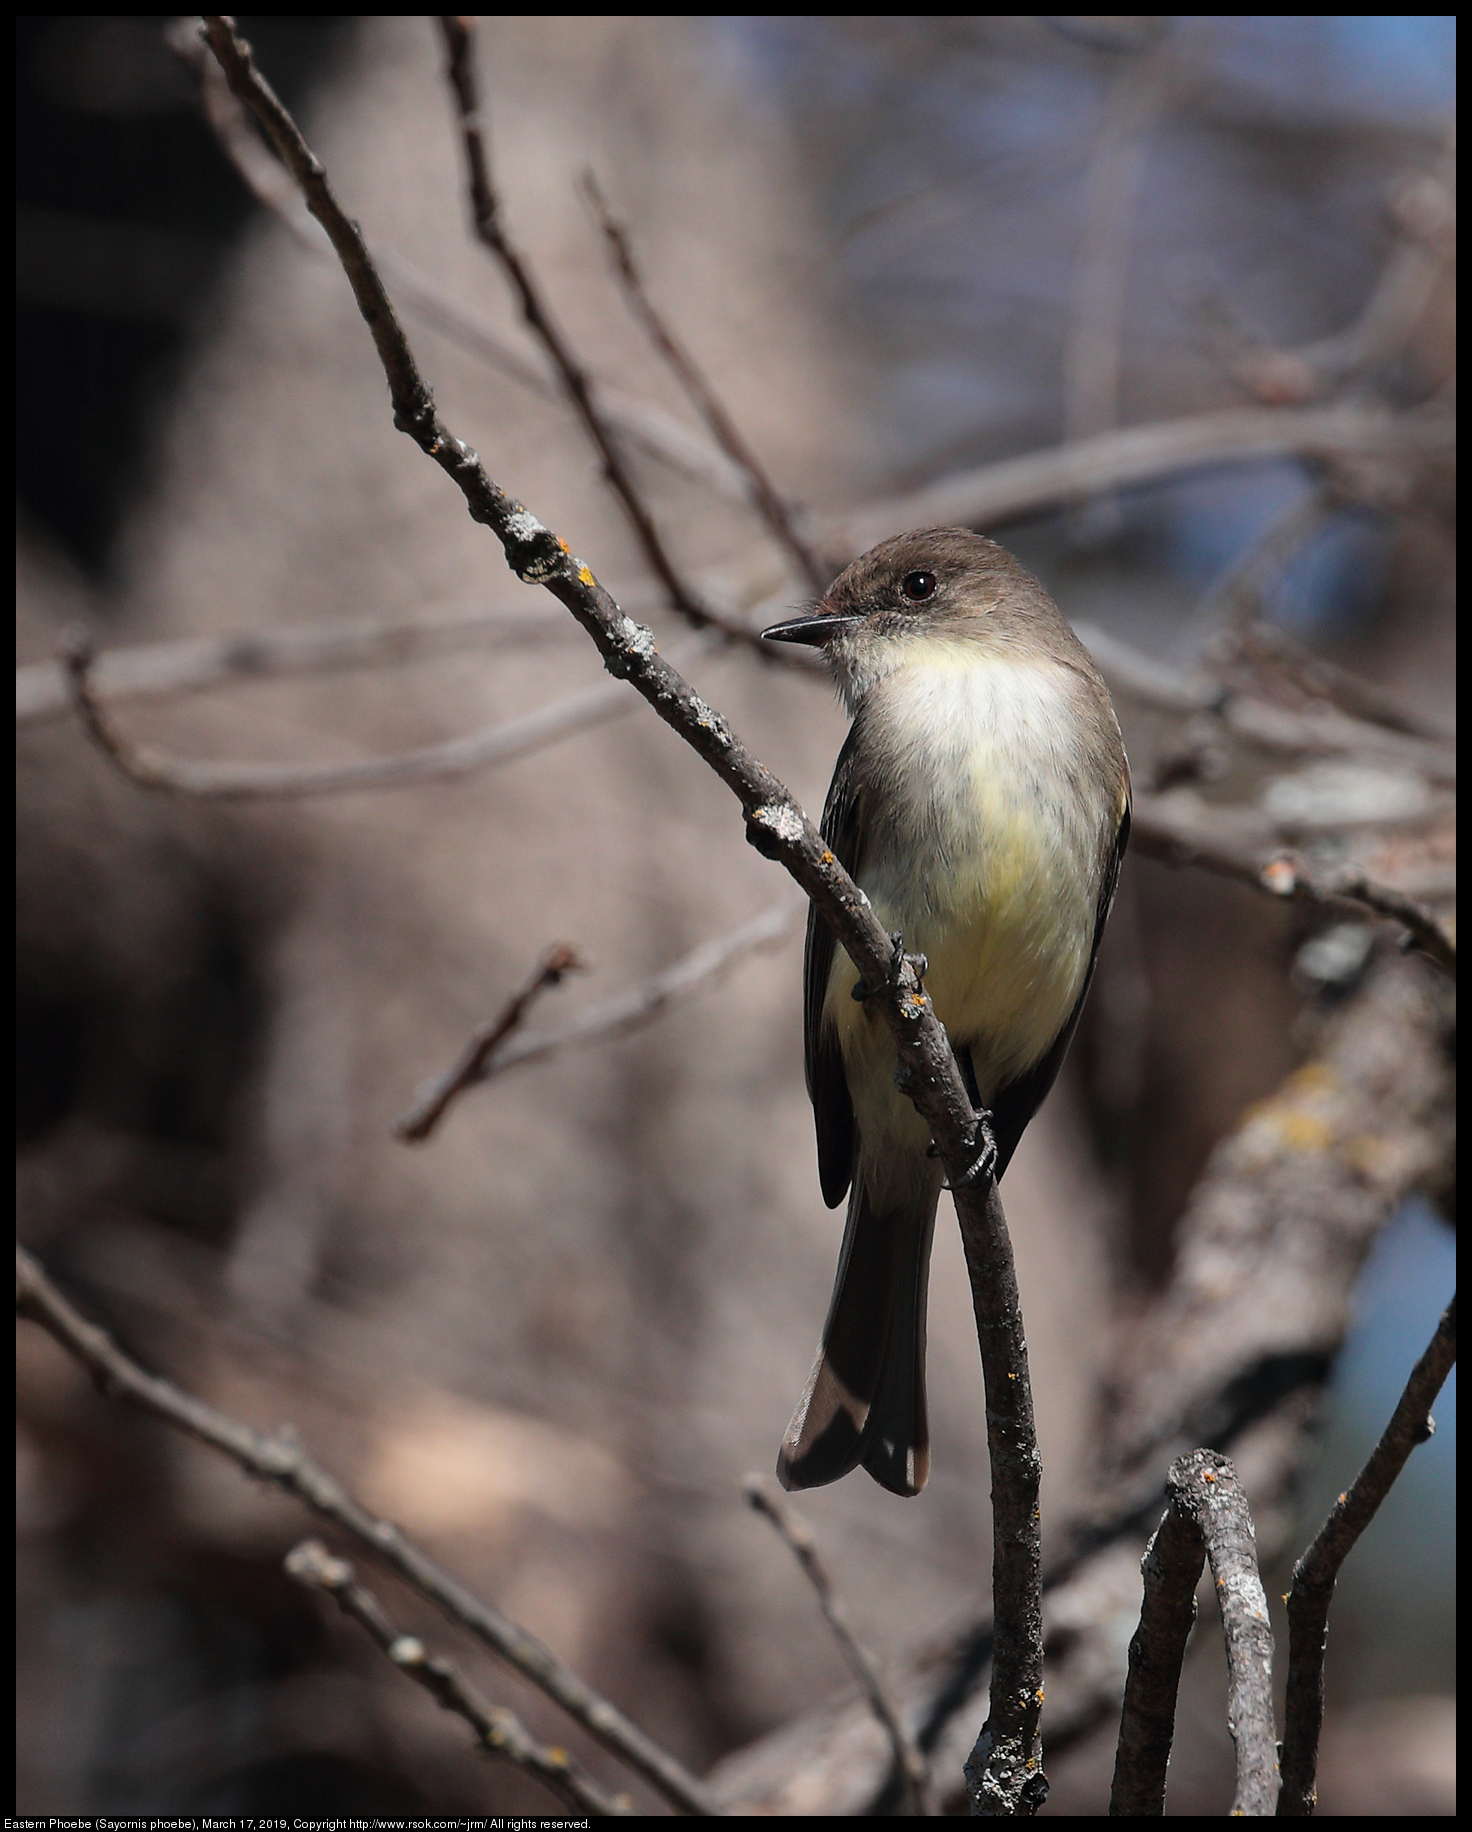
15,1241,714,1815
396,942,585,1142
397,898,803,1140
197,17,1043,1808
744,1476,938,1816
582,173,828,594
285,1538,633,1816
1278,1296,1456,1816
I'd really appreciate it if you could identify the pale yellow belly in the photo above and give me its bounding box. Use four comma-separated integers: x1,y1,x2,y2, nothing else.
824,660,1105,1171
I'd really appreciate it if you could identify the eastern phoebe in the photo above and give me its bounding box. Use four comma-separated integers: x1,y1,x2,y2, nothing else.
762,528,1130,1497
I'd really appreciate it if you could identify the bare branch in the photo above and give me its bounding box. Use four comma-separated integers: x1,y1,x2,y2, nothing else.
1181,1453,1280,1815
436,17,772,653
19,603,573,728
14,1242,715,1815
165,15,754,504
285,1539,633,1816
744,1477,938,1816
831,401,1454,559
1112,1452,1277,1817
195,20,1048,1806
583,173,829,593
1278,1296,1456,1816
398,898,804,1139
59,621,720,800
1216,619,1455,747
1200,487,1340,636
1236,148,1455,405
1130,795,1456,978
1108,1500,1206,1815
396,942,585,1142
1075,615,1458,783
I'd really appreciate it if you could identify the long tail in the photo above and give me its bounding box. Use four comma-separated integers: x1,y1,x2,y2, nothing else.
777,1169,939,1497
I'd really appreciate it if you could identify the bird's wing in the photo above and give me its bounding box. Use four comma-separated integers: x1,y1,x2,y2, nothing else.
804,718,866,1208
989,797,1131,1178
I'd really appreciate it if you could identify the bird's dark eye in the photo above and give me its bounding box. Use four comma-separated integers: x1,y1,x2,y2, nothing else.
901,570,937,602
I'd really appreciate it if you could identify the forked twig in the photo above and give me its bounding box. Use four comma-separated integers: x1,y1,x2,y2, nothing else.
397,899,803,1140
1110,1450,1277,1817
285,1539,633,1815
396,942,585,1142
1278,1296,1456,1815
744,1477,937,1815
583,172,828,594
15,1242,715,1815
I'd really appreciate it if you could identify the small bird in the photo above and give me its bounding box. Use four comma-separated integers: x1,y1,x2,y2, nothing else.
762,528,1130,1497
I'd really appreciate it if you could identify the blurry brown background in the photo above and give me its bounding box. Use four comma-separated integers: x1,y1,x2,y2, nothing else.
16,15,1454,1815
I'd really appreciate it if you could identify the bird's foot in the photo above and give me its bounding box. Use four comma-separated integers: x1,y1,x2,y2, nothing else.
929,1108,999,1192
852,932,928,1002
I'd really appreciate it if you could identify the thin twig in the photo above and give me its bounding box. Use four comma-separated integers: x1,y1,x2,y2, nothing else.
398,899,804,1140
1130,798,1457,979
285,1538,633,1816
1164,1451,1278,1816
15,1242,715,1815
436,17,764,654
58,622,717,800
1214,619,1454,746
743,1476,938,1816
396,942,585,1142
197,21,1044,1808
582,173,828,594
1108,1500,1206,1815
1278,1296,1456,1816
1076,618,1458,784
20,603,573,728
1199,487,1339,636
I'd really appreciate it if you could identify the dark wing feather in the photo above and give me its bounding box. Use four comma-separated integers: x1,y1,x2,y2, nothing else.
990,799,1131,1179
804,719,866,1208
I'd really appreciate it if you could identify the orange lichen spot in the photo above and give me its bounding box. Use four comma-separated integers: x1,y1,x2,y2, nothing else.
1203,1469,1217,1482
821,849,835,865
557,537,570,553
577,565,594,586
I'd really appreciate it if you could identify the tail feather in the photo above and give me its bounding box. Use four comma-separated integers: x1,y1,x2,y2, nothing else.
777,1172,938,1497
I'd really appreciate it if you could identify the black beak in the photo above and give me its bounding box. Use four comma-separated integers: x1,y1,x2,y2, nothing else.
760,612,861,647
